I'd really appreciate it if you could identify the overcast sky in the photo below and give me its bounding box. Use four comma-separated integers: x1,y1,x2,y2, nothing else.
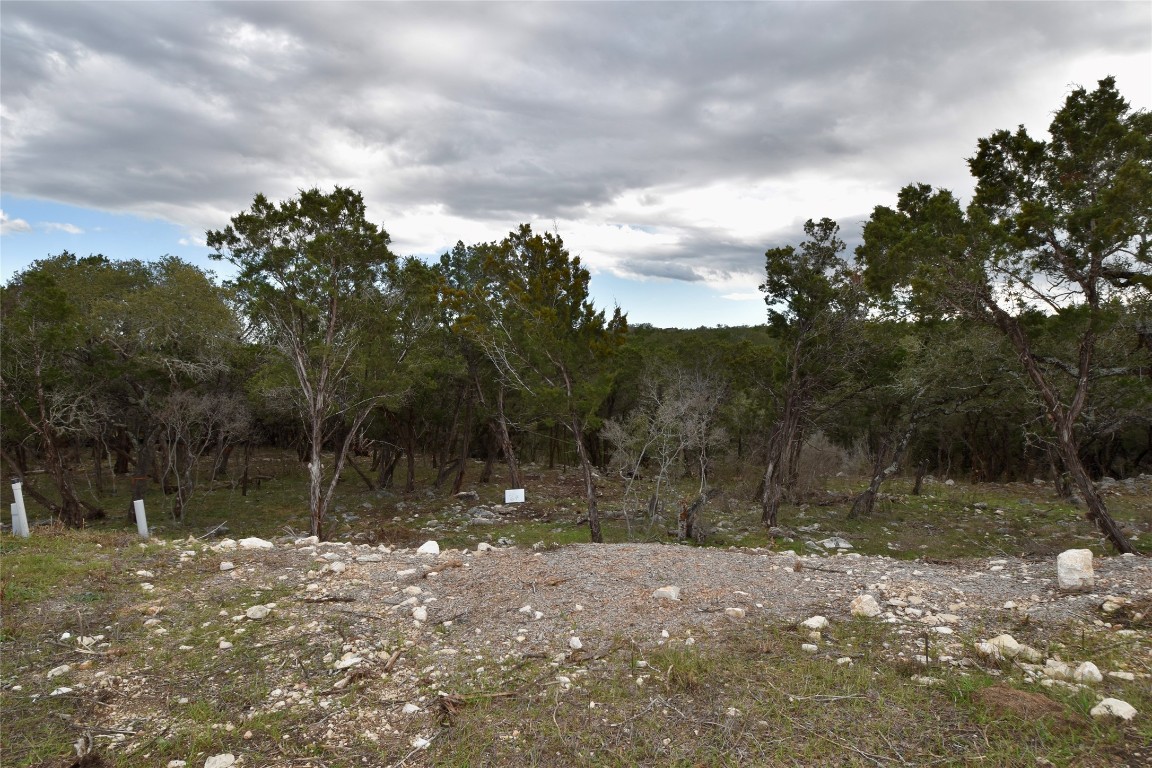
2,1,1150,327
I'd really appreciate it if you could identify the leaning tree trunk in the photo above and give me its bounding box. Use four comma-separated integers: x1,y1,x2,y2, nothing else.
570,413,602,543
211,443,235,481
996,310,1135,555
1058,431,1134,554
494,386,522,488
850,416,918,520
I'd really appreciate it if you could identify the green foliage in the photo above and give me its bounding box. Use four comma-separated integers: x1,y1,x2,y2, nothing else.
207,187,400,538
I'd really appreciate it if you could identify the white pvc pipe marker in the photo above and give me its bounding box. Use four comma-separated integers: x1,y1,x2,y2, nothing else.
133,499,149,539
10,482,30,537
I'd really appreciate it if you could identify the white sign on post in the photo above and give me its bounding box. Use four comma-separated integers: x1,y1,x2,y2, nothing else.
10,482,30,538
504,489,525,504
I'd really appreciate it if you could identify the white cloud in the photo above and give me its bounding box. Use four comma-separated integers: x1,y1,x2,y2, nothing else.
0,210,33,235
41,221,83,234
1,1,1148,323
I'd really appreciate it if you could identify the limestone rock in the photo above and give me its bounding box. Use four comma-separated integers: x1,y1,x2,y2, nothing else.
245,605,271,621
204,754,236,768
1056,549,1094,591
46,664,71,679
652,585,681,601
850,594,882,618
1073,661,1103,684
219,561,235,572
1090,698,1137,721
238,537,274,550
725,607,746,618
819,536,853,550
412,606,428,622
800,616,829,630
1043,659,1073,680
568,636,583,650
416,540,440,555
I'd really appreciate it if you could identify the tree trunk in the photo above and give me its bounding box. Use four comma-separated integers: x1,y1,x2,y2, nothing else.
1,447,61,516
570,414,602,543
346,453,376,491
308,416,325,540
994,309,1134,554
494,387,522,488
211,443,235,481
450,395,474,495
479,430,497,483
91,440,105,496
404,410,416,493
1059,431,1134,553
679,490,716,543
240,441,253,497
912,460,928,495
760,396,802,527
849,416,918,519
376,443,400,489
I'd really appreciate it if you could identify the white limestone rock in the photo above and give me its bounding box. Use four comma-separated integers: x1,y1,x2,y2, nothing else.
1056,549,1094,591
725,607,746,618
412,606,428,622
416,540,440,555
1044,659,1073,680
1090,698,1138,721
245,605,271,621
204,754,236,768
219,561,235,572
652,585,681,601
238,537,274,550
568,636,583,650
800,616,829,630
1073,661,1103,684
46,664,71,679
850,594,882,618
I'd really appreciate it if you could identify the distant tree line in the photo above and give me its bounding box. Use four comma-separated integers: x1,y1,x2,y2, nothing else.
3,78,1148,550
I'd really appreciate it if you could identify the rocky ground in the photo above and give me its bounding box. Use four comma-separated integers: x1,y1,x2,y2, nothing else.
26,531,1149,767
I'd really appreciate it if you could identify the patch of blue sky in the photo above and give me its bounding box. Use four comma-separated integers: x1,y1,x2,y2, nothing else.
590,272,765,330
0,195,219,282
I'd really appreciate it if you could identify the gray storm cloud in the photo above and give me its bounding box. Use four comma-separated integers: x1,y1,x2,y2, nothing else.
2,1,1149,282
